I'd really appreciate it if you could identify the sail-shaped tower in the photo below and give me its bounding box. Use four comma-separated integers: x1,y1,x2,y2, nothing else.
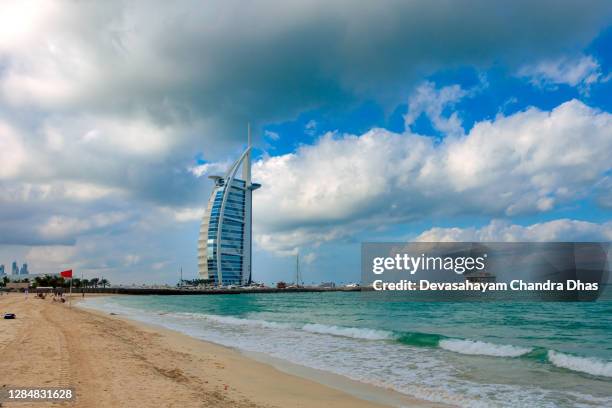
198,127,261,286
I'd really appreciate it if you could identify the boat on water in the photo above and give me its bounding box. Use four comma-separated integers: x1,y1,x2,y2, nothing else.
464,270,496,284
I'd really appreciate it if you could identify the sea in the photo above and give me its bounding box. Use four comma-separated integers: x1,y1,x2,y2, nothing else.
80,289,612,408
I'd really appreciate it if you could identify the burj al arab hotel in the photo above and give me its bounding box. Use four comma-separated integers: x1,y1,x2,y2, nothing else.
198,128,261,286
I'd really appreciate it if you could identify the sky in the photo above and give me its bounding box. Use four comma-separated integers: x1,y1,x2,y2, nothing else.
0,0,611,285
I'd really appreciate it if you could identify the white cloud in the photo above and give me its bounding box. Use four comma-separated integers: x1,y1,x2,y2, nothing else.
0,1,53,52
0,111,210,218
60,182,120,201
594,176,612,209
0,182,117,206
25,245,77,272
404,81,469,136
124,254,141,266
38,212,128,240
305,120,318,136
44,114,175,156
0,121,26,179
519,55,609,92
166,206,204,222
188,160,232,178
415,219,612,242
152,261,170,270
302,252,317,264
255,226,349,256
264,130,280,141
253,99,612,253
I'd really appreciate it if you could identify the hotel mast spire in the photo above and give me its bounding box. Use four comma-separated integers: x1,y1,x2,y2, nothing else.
243,123,252,186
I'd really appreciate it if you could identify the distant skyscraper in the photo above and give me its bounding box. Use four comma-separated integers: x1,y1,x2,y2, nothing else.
20,263,29,275
198,126,261,286
11,261,18,275
0,264,4,276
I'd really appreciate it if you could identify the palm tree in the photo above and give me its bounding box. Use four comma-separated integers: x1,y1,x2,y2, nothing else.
48,275,62,288
82,279,90,288
37,274,52,287
100,278,109,288
90,277,99,288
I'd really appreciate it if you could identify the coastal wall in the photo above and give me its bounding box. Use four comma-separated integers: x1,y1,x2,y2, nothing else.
9,287,362,295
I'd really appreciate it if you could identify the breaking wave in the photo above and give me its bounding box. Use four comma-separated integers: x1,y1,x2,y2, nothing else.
176,312,292,329
301,323,395,340
548,350,612,378
439,339,533,357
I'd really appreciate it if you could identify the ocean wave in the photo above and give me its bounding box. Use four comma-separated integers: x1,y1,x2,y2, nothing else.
176,312,292,329
548,350,612,378
439,339,532,357
169,310,612,380
397,332,444,348
301,323,395,340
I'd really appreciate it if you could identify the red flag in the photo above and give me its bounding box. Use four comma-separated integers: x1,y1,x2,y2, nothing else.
60,269,73,278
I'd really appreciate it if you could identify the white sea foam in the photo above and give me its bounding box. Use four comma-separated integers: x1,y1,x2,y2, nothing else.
439,339,532,357
548,350,612,378
176,312,292,329
301,323,394,340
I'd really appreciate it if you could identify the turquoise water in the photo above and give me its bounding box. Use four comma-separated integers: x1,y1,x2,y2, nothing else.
82,289,612,407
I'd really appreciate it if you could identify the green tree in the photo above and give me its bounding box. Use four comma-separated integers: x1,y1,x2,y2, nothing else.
41,275,52,287
47,275,64,288
100,278,109,288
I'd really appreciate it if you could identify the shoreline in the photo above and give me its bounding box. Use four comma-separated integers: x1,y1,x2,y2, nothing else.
0,293,442,407
78,295,445,408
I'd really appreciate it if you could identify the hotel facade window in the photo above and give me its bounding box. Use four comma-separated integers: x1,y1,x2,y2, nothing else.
198,130,260,286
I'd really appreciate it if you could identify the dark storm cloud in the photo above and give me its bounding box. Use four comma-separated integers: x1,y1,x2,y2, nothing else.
4,1,611,139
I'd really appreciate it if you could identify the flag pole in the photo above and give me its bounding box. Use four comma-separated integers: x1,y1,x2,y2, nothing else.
69,275,73,308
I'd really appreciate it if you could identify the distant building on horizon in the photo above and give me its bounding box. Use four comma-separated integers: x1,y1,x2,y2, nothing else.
198,127,261,286
11,261,18,275
0,264,4,276
19,263,29,275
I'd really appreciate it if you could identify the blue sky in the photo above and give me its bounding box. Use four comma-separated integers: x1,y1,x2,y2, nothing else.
0,1,611,285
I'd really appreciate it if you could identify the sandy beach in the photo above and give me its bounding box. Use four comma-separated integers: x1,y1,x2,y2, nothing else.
0,293,438,408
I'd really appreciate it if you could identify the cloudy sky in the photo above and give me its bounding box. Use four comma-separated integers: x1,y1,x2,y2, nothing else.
1,0,611,284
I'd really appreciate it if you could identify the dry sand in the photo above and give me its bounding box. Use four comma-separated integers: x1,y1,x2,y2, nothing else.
0,293,439,408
